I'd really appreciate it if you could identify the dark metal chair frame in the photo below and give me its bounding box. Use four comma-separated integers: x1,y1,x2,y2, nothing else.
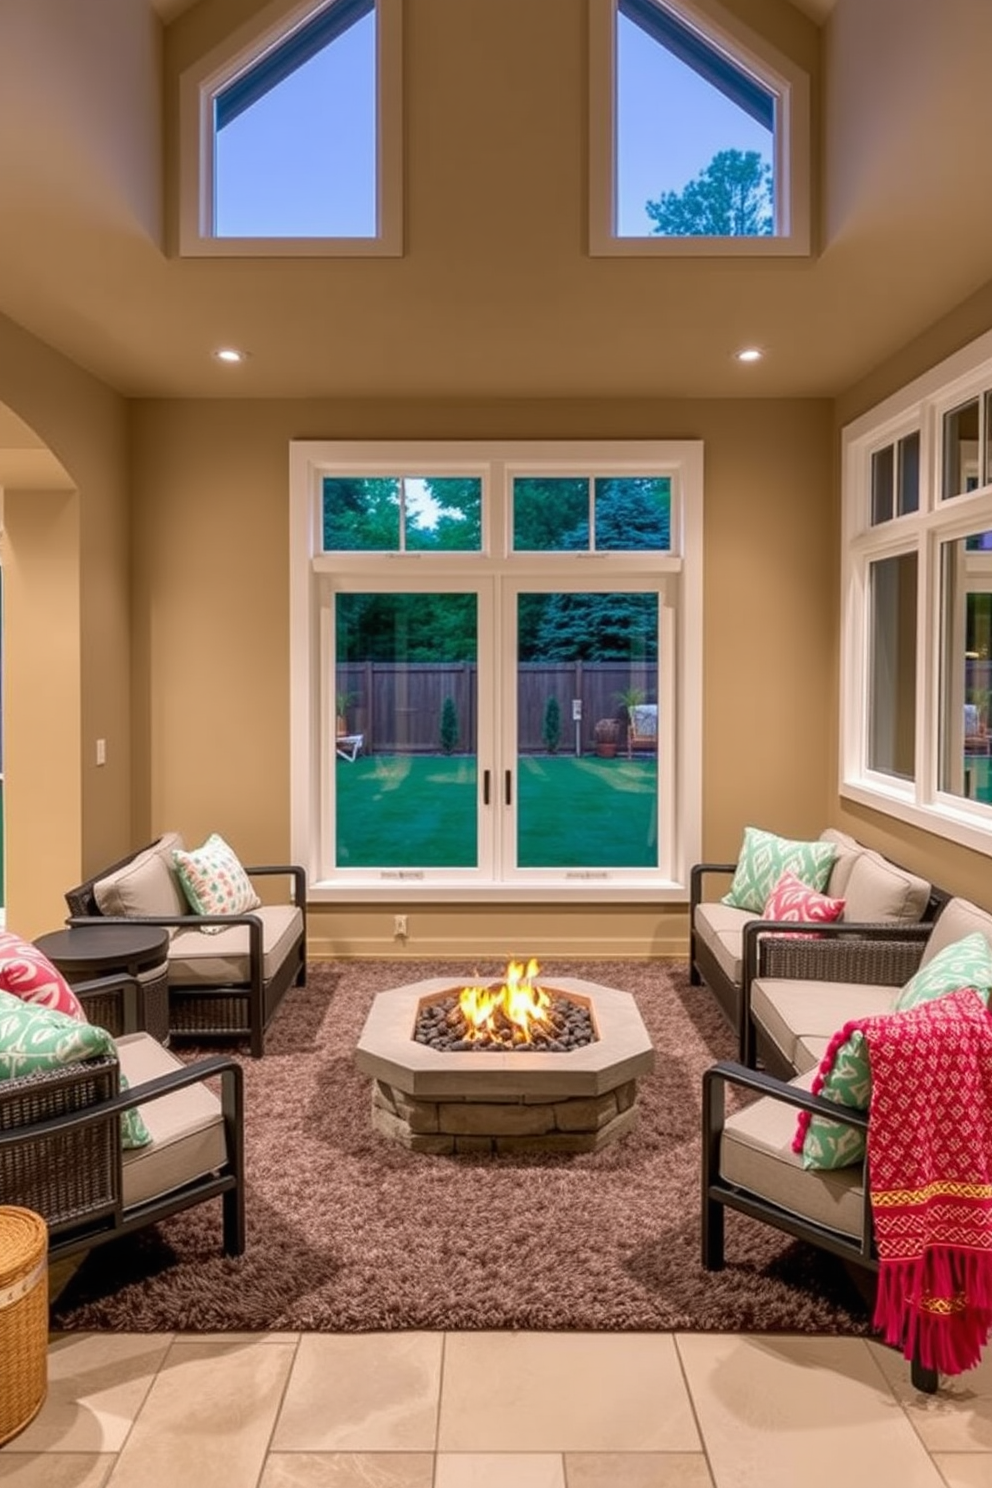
702,1057,939,1394
65,844,308,1058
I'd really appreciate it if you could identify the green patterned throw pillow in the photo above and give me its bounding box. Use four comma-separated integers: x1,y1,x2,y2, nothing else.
798,947,992,1170
893,931,992,1011
173,832,261,934
0,989,151,1148
797,1029,871,1171
721,827,837,913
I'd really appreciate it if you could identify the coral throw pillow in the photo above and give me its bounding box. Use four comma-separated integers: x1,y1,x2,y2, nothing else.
761,869,846,937
0,930,85,1020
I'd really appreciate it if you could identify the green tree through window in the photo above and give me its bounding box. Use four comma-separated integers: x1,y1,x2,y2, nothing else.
646,148,773,237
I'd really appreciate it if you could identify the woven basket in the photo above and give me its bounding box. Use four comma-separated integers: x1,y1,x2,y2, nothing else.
0,1206,48,1445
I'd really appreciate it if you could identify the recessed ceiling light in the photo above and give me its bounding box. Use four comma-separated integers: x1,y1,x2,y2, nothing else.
213,347,248,364
734,347,763,363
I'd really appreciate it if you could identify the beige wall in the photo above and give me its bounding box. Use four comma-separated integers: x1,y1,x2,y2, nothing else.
130,394,834,957
0,313,131,935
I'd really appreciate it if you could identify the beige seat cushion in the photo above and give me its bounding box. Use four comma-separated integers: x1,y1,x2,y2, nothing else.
167,904,303,986
693,902,758,987
94,832,188,920
118,1032,228,1210
750,978,895,1074
920,897,992,964
720,1068,866,1240
840,850,930,924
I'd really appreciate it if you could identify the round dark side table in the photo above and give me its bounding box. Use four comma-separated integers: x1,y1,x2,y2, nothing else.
34,925,171,1044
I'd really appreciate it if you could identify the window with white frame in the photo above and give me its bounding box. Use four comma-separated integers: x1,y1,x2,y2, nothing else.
588,0,810,256
290,440,703,902
841,326,992,854
179,0,402,256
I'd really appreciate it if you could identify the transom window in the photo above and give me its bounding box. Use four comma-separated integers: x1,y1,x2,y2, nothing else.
290,440,702,902
870,431,920,525
179,0,402,257
841,327,992,855
589,0,810,257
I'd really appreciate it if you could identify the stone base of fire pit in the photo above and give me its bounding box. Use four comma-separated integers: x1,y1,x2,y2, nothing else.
356,976,655,1155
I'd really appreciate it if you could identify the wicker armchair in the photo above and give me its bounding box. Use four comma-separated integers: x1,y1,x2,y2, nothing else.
0,984,244,1262
65,834,307,1057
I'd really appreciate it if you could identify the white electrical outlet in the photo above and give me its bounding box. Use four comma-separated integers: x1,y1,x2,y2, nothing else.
394,914,408,937
96,738,107,766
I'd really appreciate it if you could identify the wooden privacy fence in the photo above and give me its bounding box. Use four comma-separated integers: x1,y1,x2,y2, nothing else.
336,662,655,754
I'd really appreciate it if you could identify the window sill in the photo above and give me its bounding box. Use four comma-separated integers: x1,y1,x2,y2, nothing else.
306,877,689,904
841,780,992,858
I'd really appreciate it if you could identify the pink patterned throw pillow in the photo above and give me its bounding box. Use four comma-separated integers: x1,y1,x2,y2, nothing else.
761,869,845,938
0,931,85,1020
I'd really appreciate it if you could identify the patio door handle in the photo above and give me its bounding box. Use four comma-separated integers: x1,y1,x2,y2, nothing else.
483,770,491,806
504,770,512,806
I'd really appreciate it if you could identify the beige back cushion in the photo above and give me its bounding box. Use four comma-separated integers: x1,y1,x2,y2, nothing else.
94,832,188,919
819,829,861,899
840,850,930,924
921,897,992,964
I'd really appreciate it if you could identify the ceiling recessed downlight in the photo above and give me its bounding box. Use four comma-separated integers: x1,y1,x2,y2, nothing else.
735,347,763,363
214,347,248,364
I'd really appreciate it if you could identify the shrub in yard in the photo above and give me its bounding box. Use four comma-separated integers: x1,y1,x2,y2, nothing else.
440,696,459,754
543,696,561,754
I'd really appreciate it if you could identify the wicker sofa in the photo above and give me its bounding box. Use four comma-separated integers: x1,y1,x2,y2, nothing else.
65,833,307,1058
690,827,945,1059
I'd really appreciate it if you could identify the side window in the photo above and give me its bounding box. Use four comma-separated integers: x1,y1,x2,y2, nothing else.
179,0,402,257
840,325,992,854
589,0,810,257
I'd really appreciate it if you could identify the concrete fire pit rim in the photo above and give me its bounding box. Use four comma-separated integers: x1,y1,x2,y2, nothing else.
355,975,656,1099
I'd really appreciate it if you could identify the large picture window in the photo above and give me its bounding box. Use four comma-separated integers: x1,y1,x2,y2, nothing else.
841,325,992,855
290,440,703,902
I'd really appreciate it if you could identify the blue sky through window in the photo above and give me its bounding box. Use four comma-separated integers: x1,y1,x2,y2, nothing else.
616,10,773,237
214,8,376,238
210,0,774,241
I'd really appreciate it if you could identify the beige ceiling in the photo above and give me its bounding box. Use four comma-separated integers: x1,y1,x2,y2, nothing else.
1,0,986,411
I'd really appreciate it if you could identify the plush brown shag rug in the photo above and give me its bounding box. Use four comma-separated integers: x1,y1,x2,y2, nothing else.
50,960,872,1335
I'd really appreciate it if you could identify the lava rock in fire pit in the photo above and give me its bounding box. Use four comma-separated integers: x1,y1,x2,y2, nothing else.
413,992,596,1052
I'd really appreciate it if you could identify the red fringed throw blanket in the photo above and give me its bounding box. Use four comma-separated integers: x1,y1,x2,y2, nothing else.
859,987,992,1376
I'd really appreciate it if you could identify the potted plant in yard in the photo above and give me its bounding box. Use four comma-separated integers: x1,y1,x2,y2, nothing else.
615,686,646,759
593,717,620,758
336,692,355,737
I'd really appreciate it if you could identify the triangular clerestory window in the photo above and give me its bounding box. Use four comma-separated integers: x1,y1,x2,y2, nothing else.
589,0,810,256
179,0,402,256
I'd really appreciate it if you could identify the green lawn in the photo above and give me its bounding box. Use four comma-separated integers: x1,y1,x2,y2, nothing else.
335,753,657,868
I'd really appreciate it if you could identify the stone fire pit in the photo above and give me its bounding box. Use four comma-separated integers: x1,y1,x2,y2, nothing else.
355,975,655,1154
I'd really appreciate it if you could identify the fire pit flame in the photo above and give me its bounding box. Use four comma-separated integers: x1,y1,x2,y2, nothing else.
458,957,551,1045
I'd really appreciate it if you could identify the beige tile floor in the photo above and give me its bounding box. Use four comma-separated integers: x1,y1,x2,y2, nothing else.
2,1328,992,1488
